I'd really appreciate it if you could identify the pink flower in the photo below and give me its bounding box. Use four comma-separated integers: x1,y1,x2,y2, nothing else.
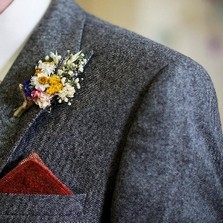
31,89,42,99
31,89,52,109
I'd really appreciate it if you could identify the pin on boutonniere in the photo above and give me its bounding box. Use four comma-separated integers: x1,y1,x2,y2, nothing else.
13,50,93,118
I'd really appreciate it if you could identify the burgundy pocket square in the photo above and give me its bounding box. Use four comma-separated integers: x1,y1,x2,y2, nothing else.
0,152,73,195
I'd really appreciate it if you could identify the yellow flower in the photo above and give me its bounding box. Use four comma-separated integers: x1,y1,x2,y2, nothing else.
38,76,49,85
49,75,61,85
46,82,63,95
46,86,56,95
54,83,63,92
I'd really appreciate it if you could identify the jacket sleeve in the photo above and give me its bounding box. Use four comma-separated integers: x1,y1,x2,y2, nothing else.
111,60,223,223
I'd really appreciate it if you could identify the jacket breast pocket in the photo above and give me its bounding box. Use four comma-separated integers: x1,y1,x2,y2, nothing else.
0,193,87,223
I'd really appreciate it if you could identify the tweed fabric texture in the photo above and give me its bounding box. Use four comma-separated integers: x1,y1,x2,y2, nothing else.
0,0,223,222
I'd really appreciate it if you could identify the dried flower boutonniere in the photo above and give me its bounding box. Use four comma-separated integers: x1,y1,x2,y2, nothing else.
13,50,93,118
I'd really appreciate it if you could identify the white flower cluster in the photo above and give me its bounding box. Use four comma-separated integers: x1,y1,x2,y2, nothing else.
37,60,56,75
60,51,88,77
25,50,90,109
14,50,92,118
54,51,87,104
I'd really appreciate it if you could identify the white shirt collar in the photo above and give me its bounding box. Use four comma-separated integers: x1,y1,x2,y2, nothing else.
0,0,51,81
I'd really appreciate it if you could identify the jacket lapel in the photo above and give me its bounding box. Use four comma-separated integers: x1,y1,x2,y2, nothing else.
0,0,86,171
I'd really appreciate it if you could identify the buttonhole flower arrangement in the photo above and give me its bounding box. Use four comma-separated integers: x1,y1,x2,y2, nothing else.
13,50,93,118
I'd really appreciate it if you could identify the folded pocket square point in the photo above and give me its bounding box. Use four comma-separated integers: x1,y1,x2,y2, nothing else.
0,152,73,195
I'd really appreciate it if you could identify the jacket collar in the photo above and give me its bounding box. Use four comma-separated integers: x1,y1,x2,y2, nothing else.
0,0,86,171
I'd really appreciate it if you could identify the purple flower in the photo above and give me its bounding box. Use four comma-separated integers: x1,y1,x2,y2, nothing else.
23,80,32,97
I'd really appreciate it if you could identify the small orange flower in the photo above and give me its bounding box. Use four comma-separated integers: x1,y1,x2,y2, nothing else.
38,76,49,85
35,69,42,75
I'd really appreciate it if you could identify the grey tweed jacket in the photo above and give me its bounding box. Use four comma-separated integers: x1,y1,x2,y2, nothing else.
0,0,223,222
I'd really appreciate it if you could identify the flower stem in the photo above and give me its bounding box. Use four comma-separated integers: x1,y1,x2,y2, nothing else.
13,84,34,118
13,100,34,118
